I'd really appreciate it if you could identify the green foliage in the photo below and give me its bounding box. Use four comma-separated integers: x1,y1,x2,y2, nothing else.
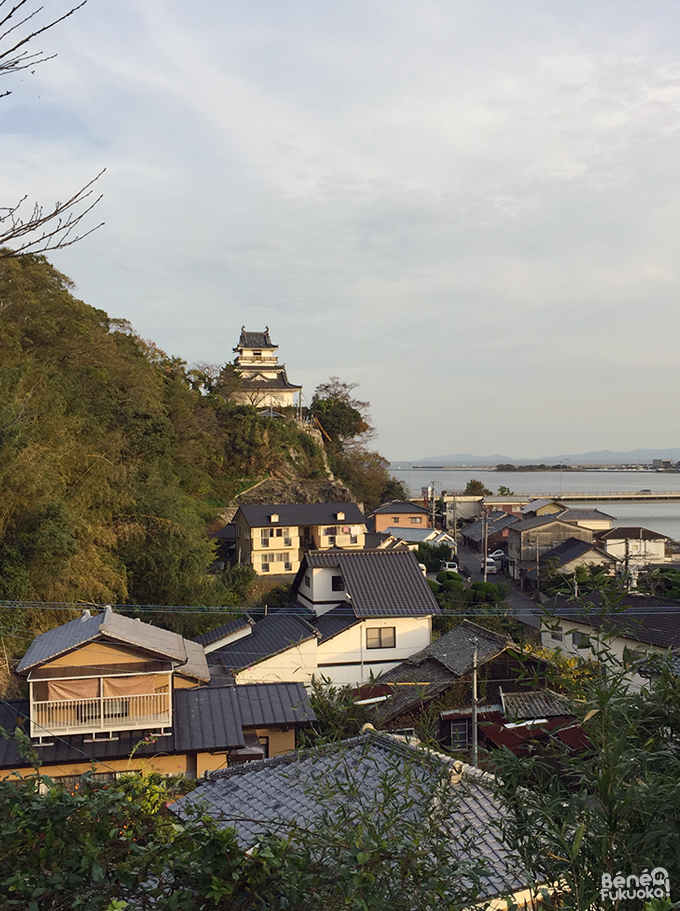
497,485,514,496
463,479,492,496
494,597,680,911
636,566,680,599
415,542,452,573
301,677,373,745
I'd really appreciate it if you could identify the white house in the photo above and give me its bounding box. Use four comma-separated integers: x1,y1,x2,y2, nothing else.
541,592,680,690
595,526,668,566
293,548,440,685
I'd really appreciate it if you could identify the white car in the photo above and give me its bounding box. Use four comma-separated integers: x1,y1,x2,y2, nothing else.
489,550,505,560
484,557,498,575
441,561,459,573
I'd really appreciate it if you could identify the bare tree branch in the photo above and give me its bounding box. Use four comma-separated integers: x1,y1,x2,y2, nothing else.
0,1,105,256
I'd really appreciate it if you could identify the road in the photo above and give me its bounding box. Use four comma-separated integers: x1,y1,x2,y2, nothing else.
455,543,542,629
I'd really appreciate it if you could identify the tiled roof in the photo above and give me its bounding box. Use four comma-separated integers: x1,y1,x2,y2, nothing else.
239,369,301,391
310,604,361,642
461,512,519,543
301,549,440,617
520,499,566,514
194,615,250,647
373,621,511,721
369,500,430,515
207,614,316,674
524,539,614,579
382,526,438,543
235,328,275,349
546,592,680,649
0,683,314,770
238,502,365,528
16,607,209,681
597,526,668,541
556,508,615,522
173,731,525,900
500,689,571,720
509,515,577,534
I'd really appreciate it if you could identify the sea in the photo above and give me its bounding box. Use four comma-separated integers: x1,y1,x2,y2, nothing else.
389,467,680,542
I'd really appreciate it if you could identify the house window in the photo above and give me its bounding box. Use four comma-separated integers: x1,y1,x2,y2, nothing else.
284,561,292,572
305,575,311,587
392,517,400,523
327,536,336,546
550,628,564,643
572,630,590,649
350,534,358,545
324,526,337,536
410,517,423,524
331,576,345,591
284,537,292,547
366,627,396,649
450,721,469,750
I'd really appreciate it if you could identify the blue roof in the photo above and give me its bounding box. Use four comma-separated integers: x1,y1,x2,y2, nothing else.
208,614,317,674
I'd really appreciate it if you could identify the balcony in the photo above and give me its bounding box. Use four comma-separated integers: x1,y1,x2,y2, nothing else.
30,692,171,739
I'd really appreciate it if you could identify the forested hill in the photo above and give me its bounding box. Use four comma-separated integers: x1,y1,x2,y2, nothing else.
0,254,401,618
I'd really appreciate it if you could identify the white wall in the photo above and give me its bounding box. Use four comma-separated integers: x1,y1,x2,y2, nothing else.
234,637,319,686
317,616,432,686
540,619,658,690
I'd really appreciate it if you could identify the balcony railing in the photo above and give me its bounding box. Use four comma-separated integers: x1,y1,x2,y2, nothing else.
31,692,171,738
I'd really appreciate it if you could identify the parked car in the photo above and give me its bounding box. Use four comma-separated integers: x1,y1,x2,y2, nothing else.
489,549,505,559
484,557,498,575
441,561,459,573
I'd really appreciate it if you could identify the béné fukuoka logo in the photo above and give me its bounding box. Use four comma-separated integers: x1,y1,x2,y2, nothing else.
601,867,670,902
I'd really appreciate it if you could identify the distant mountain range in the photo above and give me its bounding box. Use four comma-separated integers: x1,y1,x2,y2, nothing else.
395,448,680,466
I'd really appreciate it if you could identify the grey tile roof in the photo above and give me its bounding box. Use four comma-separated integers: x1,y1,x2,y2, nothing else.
301,549,441,618
369,500,429,515
16,607,209,681
546,592,680,649
597,526,669,541
208,614,317,674
520,499,566,514
382,526,438,543
524,539,614,579
174,731,526,901
238,502,366,528
509,515,576,534
235,328,275,349
500,689,571,720
0,683,314,770
556,508,615,522
373,621,511,721
310,604,361,642
239,369,301,391
461,512,519,543
194,616,251,647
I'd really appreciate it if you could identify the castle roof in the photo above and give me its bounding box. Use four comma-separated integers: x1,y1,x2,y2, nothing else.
234,326,276,350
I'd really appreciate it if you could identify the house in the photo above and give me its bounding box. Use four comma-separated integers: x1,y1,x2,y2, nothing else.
381,526,456,551
233,502,367,576
519,499,567,519
523,538,617,588
460,511,519,552
441,689,583,756
292,548,441,685
541,592,680,689
231,327,302,409
507,516,593,581
3,607,315,781
174,729,533,907
366,499,431,533
595,526,668,568
369,620,548,746
551,508,615,532
198,613,319,686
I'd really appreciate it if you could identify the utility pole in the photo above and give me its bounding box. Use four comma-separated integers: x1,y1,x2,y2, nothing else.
482,509,489,582
471,638,479,768
431,480,436,529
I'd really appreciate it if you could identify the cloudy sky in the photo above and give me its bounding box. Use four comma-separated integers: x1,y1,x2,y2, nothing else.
3,0,680,460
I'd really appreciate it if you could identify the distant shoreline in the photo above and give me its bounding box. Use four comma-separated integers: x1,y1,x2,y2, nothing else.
402,464,672,472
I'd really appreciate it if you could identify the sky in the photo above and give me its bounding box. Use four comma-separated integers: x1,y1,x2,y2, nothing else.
2,0,680,460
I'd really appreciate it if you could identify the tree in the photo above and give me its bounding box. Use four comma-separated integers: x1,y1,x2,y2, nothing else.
464,479,492,496
310,376,374,448
498,485,514,496
493,600,680,911
0,1,104,256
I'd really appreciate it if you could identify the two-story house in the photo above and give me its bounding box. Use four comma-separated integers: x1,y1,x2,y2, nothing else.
2,608,314,783
233,502,367,576
292,548,441,685
366,500,431,533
